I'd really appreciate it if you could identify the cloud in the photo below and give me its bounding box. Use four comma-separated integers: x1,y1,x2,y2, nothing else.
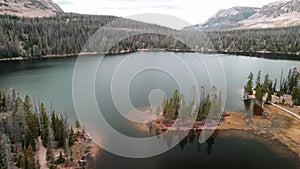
148,4,178,9
53,0,75,5
55,0,278,24
103,0,173,2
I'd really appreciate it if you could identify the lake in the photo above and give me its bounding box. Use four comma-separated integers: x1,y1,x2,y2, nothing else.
0,52,300,168
89,130,300,169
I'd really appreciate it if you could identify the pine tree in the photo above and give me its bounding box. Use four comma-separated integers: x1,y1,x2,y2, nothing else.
0,91,5,111
64,137,70,163
256,70,261,89
262,74,269,92
57,151,64,164
161,96,168,116
46,122,54,162
255,86,263,105
172,90,181,118
23,146,39,169
245,72,254,95
166,98,175,121
75,119,80,129
4,90,13,112
267,91,272,103
39,103,49,146
69,127,75,146
0,133,13,169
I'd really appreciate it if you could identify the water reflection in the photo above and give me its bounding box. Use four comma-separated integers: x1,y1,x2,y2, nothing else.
180,130,218,154
244,100,251,112
243,100,264,117
253,103,264,116
149,127,220,155
89,129,300,169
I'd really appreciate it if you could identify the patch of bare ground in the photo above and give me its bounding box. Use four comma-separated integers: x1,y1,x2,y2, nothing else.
218,110,299,159
262,105,300,157
212,108,300,158
146,109,300,159
217,112,251,130
37,137,48,169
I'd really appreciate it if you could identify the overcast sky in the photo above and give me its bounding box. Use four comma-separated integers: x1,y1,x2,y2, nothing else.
53,0,277,25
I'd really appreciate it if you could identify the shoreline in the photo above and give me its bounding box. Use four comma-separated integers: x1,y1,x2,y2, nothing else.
68,106,300,167
146,110,300,158
0,49,299,62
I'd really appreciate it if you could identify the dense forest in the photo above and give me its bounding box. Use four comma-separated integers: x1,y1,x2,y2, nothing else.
244,68,300,106
0,89,82,169
0,13,299,59
207,26,300,59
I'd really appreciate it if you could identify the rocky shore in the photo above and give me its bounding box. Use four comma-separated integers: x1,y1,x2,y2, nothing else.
147,107,300,158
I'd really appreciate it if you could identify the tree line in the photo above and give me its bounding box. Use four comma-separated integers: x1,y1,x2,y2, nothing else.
160,86,222,123
208,26,300,55
244,68,300,106
0,89,78,169
0,13,299,59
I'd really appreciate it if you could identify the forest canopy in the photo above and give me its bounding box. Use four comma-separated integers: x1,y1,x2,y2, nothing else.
0,13,299,59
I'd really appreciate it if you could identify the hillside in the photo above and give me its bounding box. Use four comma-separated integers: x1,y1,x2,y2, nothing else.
0,0,299,60
241,0,300,29
0,0,63,17
187,7,259,31
0,13,299,60
188,0,300,31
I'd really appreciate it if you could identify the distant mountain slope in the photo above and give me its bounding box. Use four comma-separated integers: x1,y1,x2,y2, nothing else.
0,0,63,17
186,6,259,31
240,0,300,29
187,0,300,31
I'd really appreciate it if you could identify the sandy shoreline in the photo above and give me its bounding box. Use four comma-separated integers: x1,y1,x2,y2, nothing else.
146,108,300,158
76,105,300,168
222,110,300,158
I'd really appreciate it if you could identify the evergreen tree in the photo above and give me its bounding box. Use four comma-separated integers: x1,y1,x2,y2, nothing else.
0,133,13,169
179,99,188,122
256,70,261,89
39,103,49,146
166,98,175,121
262,74,270,93
244,72,254,95
46,122,54,162
23,146,39,169
267,91,272,103
75,119,80,129
161,96,168,116
172,89,181,118
56,151,64,164
4,90,13,112
255,86,263,105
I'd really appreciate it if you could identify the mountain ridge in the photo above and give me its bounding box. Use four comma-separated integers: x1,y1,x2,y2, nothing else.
187,0,300,31
186,6,259,31
0,0,63,17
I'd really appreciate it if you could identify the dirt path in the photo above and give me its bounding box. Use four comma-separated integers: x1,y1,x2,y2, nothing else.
271,103,300,119
37,137,48,169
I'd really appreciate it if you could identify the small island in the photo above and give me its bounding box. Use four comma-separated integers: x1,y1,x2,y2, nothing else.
146,69,300,158
147,87,223,132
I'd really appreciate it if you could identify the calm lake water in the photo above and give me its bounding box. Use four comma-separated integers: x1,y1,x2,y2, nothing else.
0,52,300,168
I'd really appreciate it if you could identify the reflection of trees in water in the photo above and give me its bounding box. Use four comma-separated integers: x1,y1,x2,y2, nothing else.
149,127,219,154
244,100,251,111
253,103,263,116
179,130,219,154
205,136,215,154
244,100,263,117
